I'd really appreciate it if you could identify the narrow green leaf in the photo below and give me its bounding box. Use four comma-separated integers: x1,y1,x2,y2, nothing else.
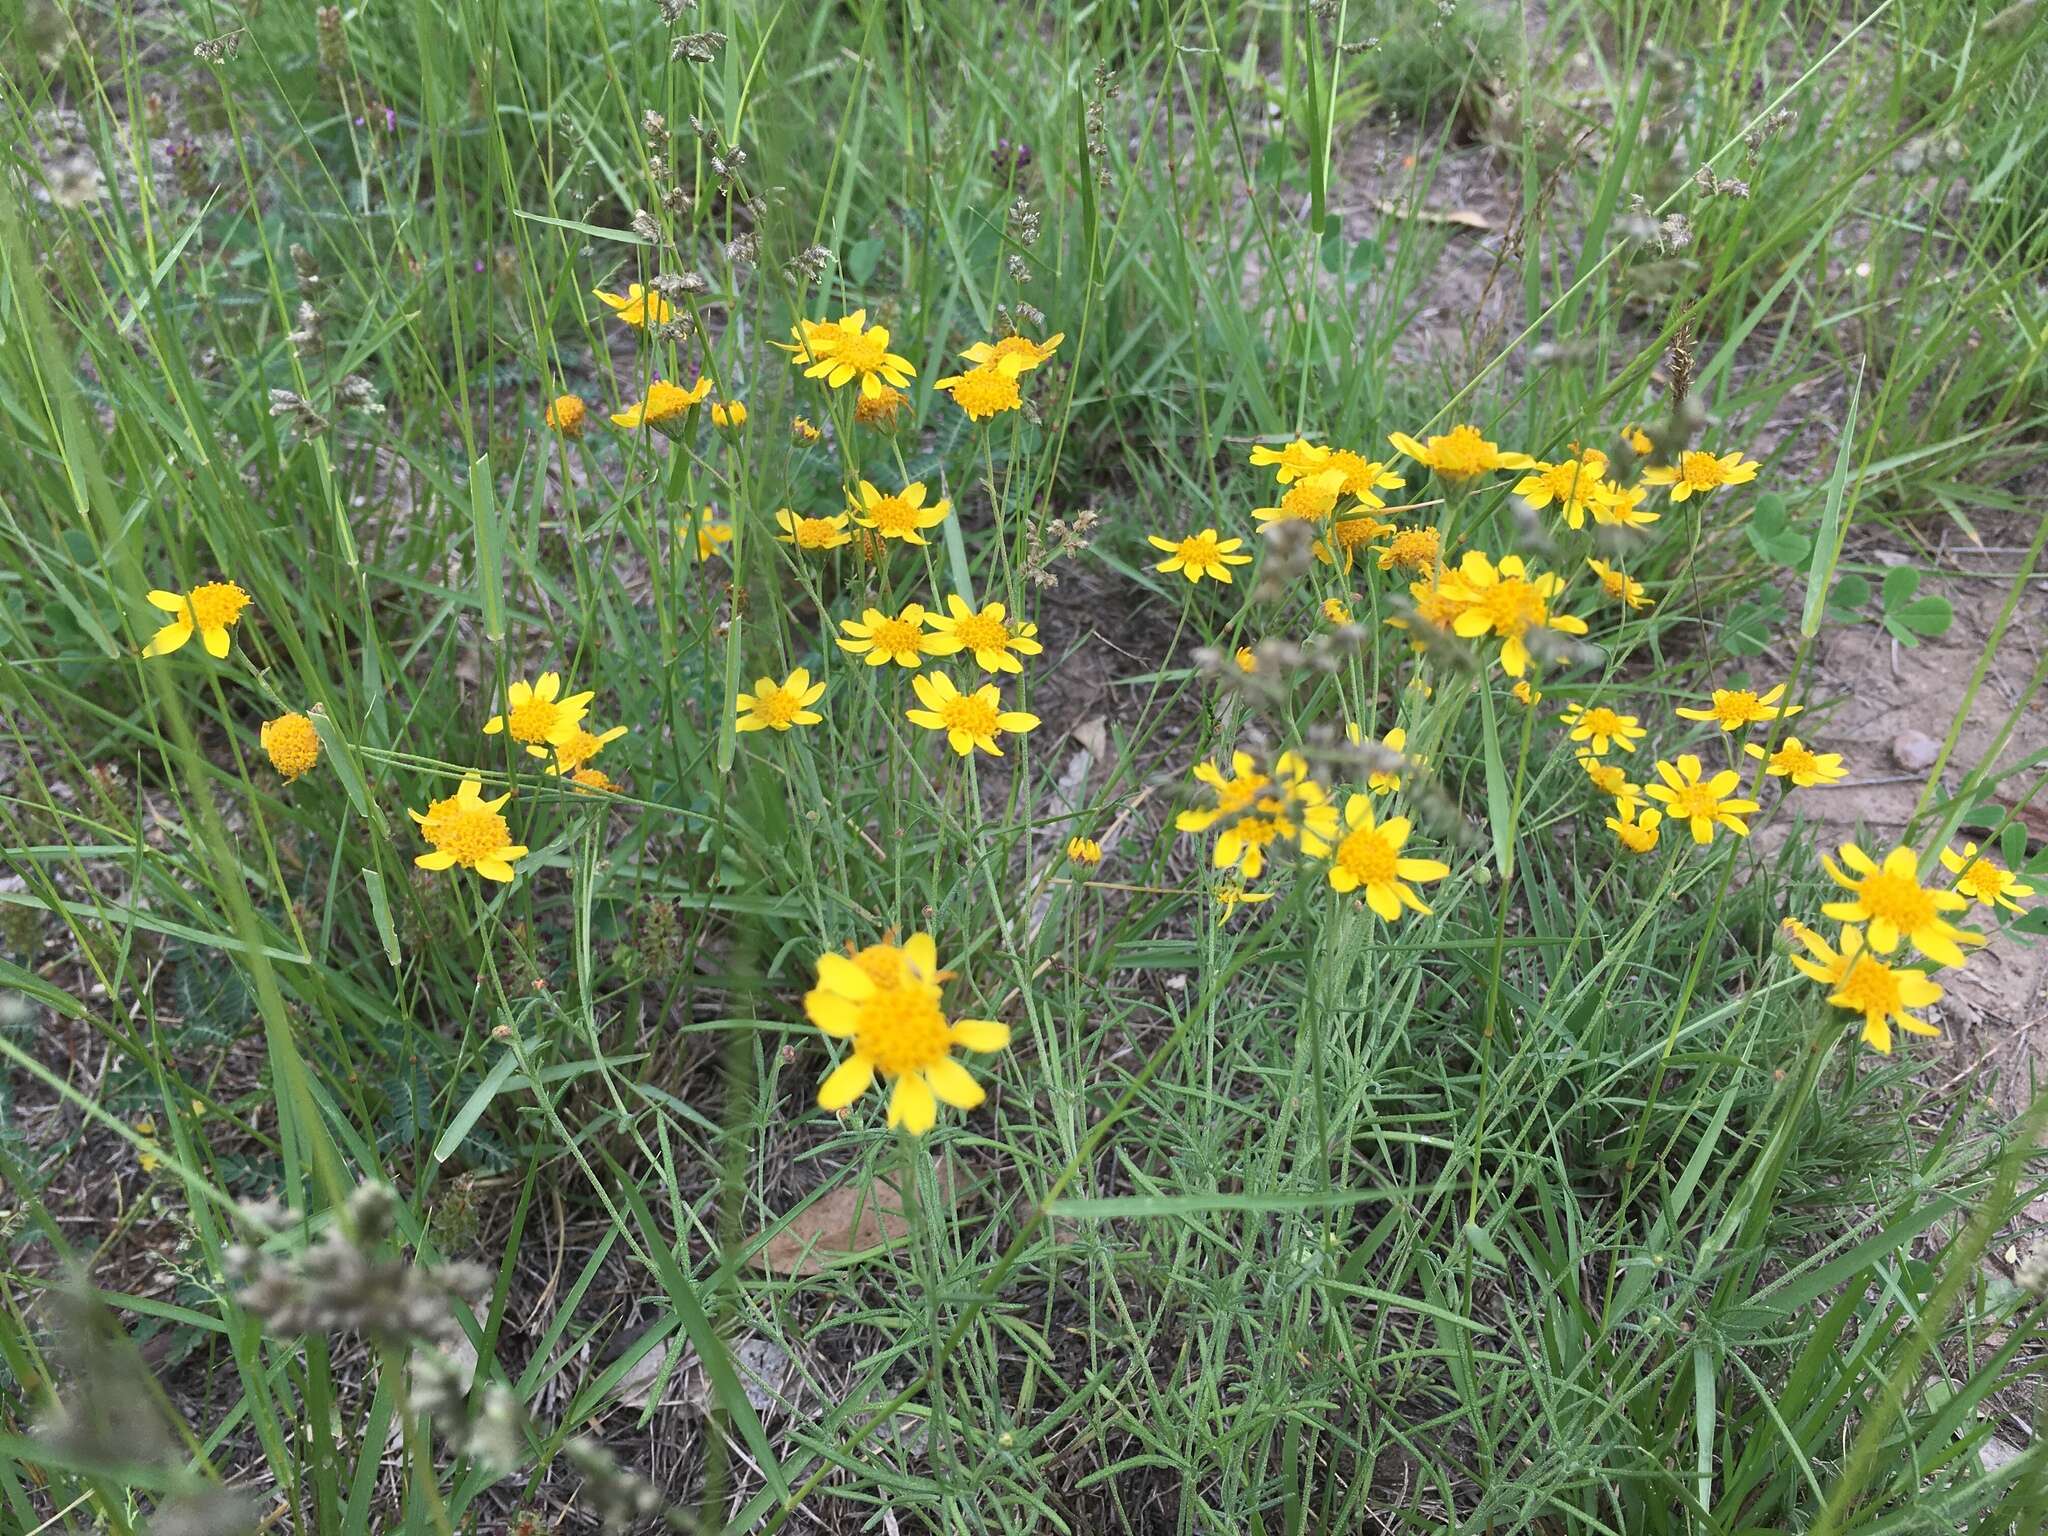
434,1046,521,1164
1801,357,1862,635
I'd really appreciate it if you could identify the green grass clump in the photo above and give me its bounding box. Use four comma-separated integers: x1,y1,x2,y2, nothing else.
2,0,2047,1531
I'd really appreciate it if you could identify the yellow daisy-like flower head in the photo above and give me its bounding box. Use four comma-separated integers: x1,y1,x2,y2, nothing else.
545,393,587,438
1641,448,1760,502
932,362,1022,421
142,581,252,659
1619,423,1654,455
709,399,747,430
1675,682,1800,732
806,932,1010,1136
1442,551,1590,677
410,775,528,882
801,308,916,397
923,594,1042,674
569,767,620,794
1320,450,1406,507
592,282,672,329
260,712,321,782
1066,836,1102,866
1939,842,2036,914
611,376,711,434
960,331,1064,375
774,315,848,367
854,385,908,431
851,479,950,546
1821,843,1983,966
1784,920,1942,1055
1513,447,1610,527
1300,794,1450,921
1605,804,1663,854
1643,754,1760,844
774,507,852,552
1373,524,1443,574
1559,702,1646,756
1313,512,1397,572
1587,558,1651,610
905,671,1040,758
1322,597,1355,626
1148,528,1251,585
1251,467,1349,528
1743,736,1846,787
1388,425,1533,482
791,415,822,443
1591,481,1660,530
1173,751,1336,882
537,723,627,774
837,603,936,668
692,506,733,562
736,668,827,733
1234,646,1258,673
484,672,594,746
1578,752,1643,811
1248,438,1333,483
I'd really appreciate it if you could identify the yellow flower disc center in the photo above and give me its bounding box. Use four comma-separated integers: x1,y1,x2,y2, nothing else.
794,519,838,548
1835,955,1903,1019
867,497,917,535
506,698,562,743
1957,864,2007,902
1581,707,1627,736
1777,744,1819,776
1280,482,1339,522
953,368,1019,415
939,693,1001,738
1678,451,1728,489
1857,871,1935,932
752,689,799,727
1331,517,1380,550
189,582,249,629
423,803,512,867
1668,782,1721,820
1716,691,1764,725
853,984,952,1078
1479,579,1547,637
1432,426,1491,478
1386,529,1439,570
1335,826,1398,885
951,612,1009,652
1180,532,1221,565
835,330,888,372
554,729,601,769
869,617,924,655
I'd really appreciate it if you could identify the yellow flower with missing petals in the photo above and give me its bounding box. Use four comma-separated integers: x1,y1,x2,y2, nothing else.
1213,881,1273,915
1591,481,1660,530
1372,524,1442,574
142,581,252,659
923,595,1042,674
592,282,671,329
1641,448,1759,502
1174,751,1336,881
1559,702,1646,755
410,775,529,882
569,767,620,794
1643,755,1759,844
1940,842,2036,914
854,385,908,431
1784,920,1942,1055
1148,528,1252,584
537,723,627,774
692,506,733,561
1388,424,1533,482
805,932,1009,1135
799,309,915,397
1249,438,1332,483
851,479,950,545
545,393,587,438
1322,598,1354,625
1578,753,1642,811
1587,559,1651,610
260,712,321,782
1301,795,1450,921
1606,804,1663,854
960,331,1064,374
612,376,710,433
1314,512,1397,572
736,668,826,732
775,508,853,551
709,399,747,429
906,671,1039,757
1619,423,1654,455
1512,680,1541,706
1744,736,1846,786
1513,447,1610,527
1252,468,1348,528
837,603,938,668
1386,570,1473,650
792,415,822,443
1067,837,1102,866
932,362,1022,421
1821,843,1983,965
774,315,848,367
484,673,594,746
1441,551,1590,677
1676,683,1800,732
1234,646,1258,673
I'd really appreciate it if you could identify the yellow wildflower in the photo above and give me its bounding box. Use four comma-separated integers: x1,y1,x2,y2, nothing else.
854,386,908,431
1314,513,1397,572
1784,920,1942,1055
1345,722,1408,795
1512,681,1541,706
1148,528,1252,585
1441,551,1590,677
906,671,1040,758
960,331,1064,374
1322,597,1355,625
1606,805,1663,854
1248,438,1332,483
932,362,1022,421
1587,559,1651,610
837,604,938,668
806,932,1009,1135
923,595,1042,674
1578,753,1643,811
1174,751,1336,881
792,415,822,443
1559,702,1646,756
709,399,747,430
1388,424,1533,482
611,377,710,433
1744,736,1847,787
1320,450,1406,507
1641,448,1760,502
141,581,252,660
735,668,827,733
692,506,733,561
539,723,627,774
1676,683,1800,732
1373,524,1442,574
260,712,321,782
592,282,671,329
1940,843,2036,914
798,309,915,397
1643,755,1760,844
1821,843,1983,966
545,393,587,438
1251,468,1348,528
484,673,593,747
1300,795,1450,921
851,479,950,545
1067,837,1102,866
1591,481,1660,530
410,775,528,882
774,508,853,551
1513,448,1609,527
